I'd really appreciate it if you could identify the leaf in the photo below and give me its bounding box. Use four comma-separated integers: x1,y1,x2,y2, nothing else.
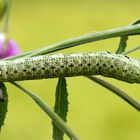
130,19,140,25
11,82,78,140
87,76,140,111
0,82,8,131
52,77,69,140
123,45,140,55
15,23,140,58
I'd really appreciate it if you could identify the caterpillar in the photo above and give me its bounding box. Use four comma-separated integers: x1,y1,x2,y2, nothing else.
0,52,139,83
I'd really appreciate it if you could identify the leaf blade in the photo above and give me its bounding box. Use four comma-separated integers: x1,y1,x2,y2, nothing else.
10,82,79,140
0,82,8,131
53,77,69,140
87,76,140,111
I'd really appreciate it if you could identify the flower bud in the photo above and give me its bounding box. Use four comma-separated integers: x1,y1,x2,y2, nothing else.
0,32,21,59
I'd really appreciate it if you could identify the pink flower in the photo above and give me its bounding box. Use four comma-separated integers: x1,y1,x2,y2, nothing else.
0,33,21,59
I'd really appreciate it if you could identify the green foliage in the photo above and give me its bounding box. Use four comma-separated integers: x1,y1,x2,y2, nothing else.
11,81,79,140
87,76,140,111
4,1,140,140
53,77,69,140
0,82,8,131
130,19,140,25
0,0,6,20
116,19,140,54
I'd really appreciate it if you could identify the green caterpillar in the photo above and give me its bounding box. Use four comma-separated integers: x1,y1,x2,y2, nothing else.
0,52,139,83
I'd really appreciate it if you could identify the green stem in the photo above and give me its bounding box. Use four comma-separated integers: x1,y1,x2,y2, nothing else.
115,36,128,54
28,24,140,57
3,49,35,60
10,82,80,140
123,46,140,55
87,76,140,111
5,24,140,60
3,0,11,34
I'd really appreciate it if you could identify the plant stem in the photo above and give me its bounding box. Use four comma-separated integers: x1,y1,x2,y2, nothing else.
123,46,140,55
3,0,11,34
5,24,140,60
28,24,140,57
10,82,80,140
87,76,140,111
115,36,128,54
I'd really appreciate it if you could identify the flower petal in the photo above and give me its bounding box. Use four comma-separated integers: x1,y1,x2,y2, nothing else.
5,39,21,57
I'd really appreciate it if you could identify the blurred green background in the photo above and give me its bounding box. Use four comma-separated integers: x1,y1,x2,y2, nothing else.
1,0,140,140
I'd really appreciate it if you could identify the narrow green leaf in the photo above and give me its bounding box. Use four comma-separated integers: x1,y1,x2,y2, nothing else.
87,76,140,111
3,23,140,61
0,82,8,131
123,45,140,55
130,19,140,25
53,77,69,140
10,82,79,140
